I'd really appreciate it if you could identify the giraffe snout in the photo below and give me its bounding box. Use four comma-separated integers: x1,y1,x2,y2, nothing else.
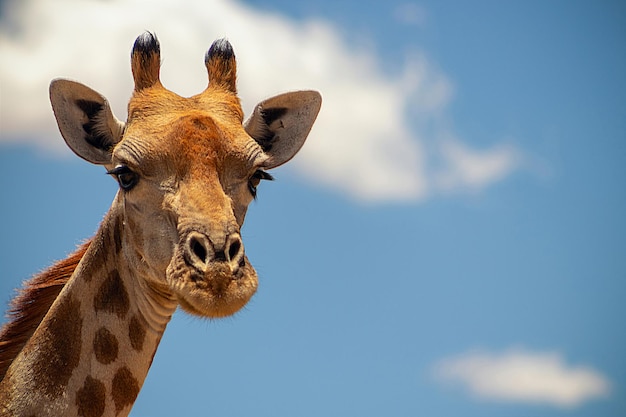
183,231,245,275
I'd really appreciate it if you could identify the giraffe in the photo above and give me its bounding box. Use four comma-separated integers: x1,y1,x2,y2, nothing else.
0,32,321,416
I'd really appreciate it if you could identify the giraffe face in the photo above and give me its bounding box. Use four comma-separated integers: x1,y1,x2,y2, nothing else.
49,33,321,318
111,91,265,317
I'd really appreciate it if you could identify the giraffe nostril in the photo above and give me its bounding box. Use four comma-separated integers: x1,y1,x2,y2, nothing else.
190,237,208,264
228,239,241,262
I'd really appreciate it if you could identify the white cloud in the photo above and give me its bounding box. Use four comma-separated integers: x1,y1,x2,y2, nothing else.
435,138,522,193
433,348,611,408
0,0,520,202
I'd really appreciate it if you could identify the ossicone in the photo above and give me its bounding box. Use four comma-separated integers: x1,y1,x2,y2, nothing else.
131,32,161,91
204,38,237,93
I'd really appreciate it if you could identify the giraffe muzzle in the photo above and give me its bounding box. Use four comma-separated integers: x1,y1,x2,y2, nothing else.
166,229,258,318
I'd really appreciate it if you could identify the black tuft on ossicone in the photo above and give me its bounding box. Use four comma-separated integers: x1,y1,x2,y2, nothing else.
131,31,162,90
205,38,235,65
133,32,160,57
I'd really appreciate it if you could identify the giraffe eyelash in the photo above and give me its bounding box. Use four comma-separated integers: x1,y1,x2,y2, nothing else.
248,170,274,199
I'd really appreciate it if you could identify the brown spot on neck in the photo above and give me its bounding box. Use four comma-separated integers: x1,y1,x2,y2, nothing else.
129,314,147,352
111,366,140,414
31,295,82,398
76,376,106,417
93,327,119,365
94,270,130,318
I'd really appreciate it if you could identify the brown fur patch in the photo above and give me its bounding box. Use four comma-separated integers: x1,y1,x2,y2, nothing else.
93,270,130,319
128,315,147,352
84,234,109,284
33,295,82,398
111,366,140,413
93,327,119,365
0,241,89,380
112,215,124,253
76,376,106,417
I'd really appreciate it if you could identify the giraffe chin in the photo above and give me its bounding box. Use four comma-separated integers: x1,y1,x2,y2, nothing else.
166,257,258,318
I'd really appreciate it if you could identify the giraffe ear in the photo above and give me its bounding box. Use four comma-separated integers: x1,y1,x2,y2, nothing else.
244,91,321,169
50,79,125,165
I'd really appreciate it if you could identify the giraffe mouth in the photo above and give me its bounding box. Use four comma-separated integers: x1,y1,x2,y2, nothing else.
166,251,258,318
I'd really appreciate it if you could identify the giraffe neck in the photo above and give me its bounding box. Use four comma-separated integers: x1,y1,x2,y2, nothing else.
0,201,178,417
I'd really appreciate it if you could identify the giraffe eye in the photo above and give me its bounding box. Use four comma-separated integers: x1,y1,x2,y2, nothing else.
248,170,274,198
107,165,139,191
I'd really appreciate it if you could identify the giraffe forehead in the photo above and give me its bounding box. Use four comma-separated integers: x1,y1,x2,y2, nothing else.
127,86,244,126
126,88,240,140
118,110,262,179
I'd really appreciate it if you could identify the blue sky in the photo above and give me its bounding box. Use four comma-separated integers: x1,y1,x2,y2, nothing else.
0,0,624,416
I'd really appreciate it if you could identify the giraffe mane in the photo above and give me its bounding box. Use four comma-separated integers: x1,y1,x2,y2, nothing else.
0,240,91,380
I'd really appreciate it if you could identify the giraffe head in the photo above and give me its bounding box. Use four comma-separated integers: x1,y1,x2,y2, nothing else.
49,33,321,318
